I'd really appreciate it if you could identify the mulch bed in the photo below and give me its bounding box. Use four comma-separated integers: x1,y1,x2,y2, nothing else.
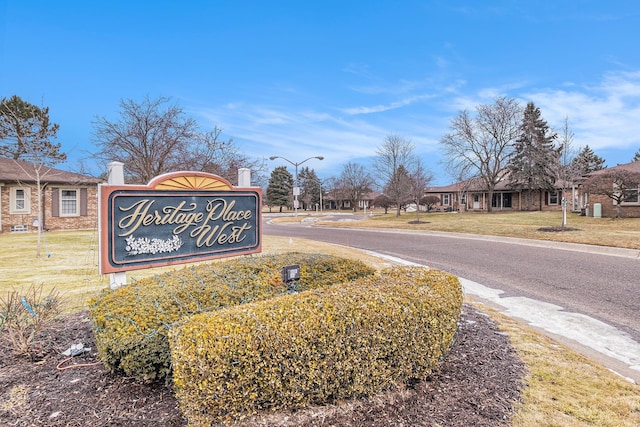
537,226,580,232
0,304,525,426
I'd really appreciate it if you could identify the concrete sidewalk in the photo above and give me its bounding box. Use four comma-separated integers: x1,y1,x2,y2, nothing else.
361,249,640,384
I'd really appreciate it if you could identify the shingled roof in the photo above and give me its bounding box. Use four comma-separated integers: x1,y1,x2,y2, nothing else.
0,157,103,185
585,160,640,176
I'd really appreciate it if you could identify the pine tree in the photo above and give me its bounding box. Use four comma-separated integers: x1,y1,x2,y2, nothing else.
0,95,64,164
298,166,321,209
572,145,606,174
266,166,293,212
508,102,557,210
633,149,640,162
0,95,66,258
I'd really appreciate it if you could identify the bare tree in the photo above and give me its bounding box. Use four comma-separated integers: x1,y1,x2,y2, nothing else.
92,96,198,183
323,176,342,210
421,195,440,211
446,160,475,212
582,168,640,218
374,135,421,217
551,117,580,211
175,126,267,186
408,161,433,222
440,96,522,212
92,96,264,185
372,194,393,214
338,162,374,212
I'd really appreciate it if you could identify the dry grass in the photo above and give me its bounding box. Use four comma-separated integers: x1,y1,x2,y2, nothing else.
311,210,640,249
0,230,389,310
480,303,640,427
1,228,640,425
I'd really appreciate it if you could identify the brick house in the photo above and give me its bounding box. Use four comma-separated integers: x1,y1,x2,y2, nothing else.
582,160,640,218
324,191,380,211
0,157,103,233
424,174,578,212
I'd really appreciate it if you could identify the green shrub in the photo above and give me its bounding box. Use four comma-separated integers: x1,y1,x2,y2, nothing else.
170,267,462,424
88,253,375,381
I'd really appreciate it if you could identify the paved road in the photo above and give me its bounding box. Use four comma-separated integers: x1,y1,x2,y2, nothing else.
263,214,640,382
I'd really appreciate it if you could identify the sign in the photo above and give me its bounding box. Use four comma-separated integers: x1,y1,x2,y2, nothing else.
99,172,262,274
281,264,301,283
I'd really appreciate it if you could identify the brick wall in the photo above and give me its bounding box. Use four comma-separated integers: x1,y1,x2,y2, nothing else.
588,193,640,218
0,184,99,233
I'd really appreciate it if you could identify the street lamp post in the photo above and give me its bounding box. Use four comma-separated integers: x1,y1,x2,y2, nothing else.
269,155,324,217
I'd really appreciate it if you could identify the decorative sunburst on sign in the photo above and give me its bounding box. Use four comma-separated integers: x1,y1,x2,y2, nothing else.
152,174,232,190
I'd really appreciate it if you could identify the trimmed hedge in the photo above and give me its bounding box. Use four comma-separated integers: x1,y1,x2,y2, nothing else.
170,267,462,424
88,253,375,381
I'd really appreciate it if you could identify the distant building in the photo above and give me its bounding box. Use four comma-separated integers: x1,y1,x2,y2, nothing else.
424,173,578,213
0,157,103,233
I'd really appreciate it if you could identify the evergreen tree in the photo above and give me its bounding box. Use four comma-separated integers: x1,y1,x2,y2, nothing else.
298,166,321,209
508,102,557,210
572,145,606,174
0,95,64,164
0,95,66,258
633,149,640,162
266,166,293,212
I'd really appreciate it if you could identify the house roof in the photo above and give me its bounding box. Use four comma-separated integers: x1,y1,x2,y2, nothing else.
426,168,582,194
585,160,640,177
0,157,103,185
426,176,508,193
425,183,463,193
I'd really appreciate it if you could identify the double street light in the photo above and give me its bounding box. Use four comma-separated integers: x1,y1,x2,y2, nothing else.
269,155,324,217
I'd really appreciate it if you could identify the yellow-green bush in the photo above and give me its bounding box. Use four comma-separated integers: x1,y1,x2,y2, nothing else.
88,253,375,381
170,267,462,424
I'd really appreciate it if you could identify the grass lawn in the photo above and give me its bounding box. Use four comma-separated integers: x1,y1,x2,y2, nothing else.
316,210,640,250
1,220,639,425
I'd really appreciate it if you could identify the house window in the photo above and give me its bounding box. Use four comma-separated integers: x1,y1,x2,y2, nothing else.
442,194,450,206
60,189,79,216
10,187,30,214
549,191,559,205
492,193,513,208
623,188,639,204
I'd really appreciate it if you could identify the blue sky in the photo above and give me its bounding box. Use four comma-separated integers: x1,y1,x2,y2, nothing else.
2,1,640,185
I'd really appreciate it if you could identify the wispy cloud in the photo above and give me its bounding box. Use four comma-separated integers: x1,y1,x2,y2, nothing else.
193,69,640,182
196,103,390,175
525,71,640,151
341,94,434,115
